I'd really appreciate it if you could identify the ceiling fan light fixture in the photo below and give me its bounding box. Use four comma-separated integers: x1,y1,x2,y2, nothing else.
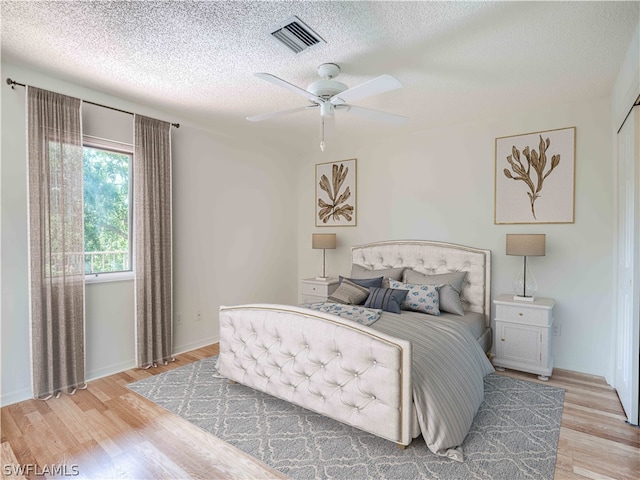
320,102,335,117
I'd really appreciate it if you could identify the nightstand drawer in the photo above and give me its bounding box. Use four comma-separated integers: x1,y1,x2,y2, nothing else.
300,278,339,304
302,283,331,296
496,304,552,327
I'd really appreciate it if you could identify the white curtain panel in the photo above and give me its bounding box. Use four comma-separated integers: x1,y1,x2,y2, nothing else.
133,115,173,368
27,87,86,399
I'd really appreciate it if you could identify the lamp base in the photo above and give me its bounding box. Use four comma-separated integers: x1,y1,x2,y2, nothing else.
315,276,330,282
513,295,535,302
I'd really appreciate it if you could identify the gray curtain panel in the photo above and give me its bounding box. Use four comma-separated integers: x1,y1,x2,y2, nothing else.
134,115,173,368
27,87,85,399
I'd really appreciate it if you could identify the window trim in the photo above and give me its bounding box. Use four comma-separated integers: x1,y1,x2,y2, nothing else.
83,134,133,153
83,135,134,281
85,270,134,284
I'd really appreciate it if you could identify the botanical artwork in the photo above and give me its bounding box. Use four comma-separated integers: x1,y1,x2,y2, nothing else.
495,127,575,224
316,158,356,226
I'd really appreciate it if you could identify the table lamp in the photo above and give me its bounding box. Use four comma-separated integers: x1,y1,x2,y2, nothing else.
312,233,336,280
506,234,546,301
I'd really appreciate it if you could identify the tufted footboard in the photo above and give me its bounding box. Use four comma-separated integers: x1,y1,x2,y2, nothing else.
217,304,414,446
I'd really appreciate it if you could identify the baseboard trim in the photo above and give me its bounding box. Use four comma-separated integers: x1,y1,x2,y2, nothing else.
86,337,219,383
85,360,137,383
173,335,219,356
1,387,32,407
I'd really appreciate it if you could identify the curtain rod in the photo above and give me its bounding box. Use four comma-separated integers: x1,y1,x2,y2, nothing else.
6,78,180,128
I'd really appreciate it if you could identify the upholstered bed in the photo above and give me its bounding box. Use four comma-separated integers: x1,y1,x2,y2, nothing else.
217,240,494,461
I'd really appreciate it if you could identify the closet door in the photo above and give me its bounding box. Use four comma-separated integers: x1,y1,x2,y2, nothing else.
615,103,640,426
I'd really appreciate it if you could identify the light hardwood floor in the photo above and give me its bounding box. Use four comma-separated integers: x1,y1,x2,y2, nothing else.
2,344,638,479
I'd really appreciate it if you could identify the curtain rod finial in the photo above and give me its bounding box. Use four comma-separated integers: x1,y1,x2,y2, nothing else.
6,78,15,88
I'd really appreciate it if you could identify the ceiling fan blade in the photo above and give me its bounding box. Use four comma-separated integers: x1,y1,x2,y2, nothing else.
330,74,402,105
246,105,314,122
342,105,408,126
255,73,324,104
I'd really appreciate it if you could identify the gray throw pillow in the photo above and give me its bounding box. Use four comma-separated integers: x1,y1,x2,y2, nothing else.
402,269,467,316
338,275,383,289
328,278,370,305
364,287,408,314
351,264,405,289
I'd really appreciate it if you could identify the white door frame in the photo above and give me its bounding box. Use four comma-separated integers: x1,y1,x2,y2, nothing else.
614,101,640,426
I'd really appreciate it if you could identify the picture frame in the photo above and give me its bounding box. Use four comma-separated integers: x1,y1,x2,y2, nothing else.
316,158,357,227
495,127,575,224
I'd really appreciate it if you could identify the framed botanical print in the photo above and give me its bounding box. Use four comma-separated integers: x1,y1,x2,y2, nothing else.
316,158,357,227
495,127,575,224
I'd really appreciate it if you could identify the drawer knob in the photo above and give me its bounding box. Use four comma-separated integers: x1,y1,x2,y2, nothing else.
518,312,523,316
501,338,505,342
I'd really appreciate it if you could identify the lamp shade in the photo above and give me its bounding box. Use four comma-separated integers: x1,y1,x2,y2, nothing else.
506,234,545,257
312,233,336,250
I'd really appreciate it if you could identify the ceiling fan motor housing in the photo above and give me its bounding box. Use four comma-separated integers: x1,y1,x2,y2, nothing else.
307,63,347,100
308,79,348,100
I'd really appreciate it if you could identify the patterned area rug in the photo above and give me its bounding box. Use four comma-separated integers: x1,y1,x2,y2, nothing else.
128,357,564,480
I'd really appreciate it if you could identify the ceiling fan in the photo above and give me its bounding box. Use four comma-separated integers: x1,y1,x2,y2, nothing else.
247,63,407,150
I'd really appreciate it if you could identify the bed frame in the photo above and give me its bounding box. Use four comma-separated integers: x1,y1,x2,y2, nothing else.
218,240,491,447
351,240,492,351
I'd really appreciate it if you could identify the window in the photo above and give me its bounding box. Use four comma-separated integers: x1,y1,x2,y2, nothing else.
83,137,132,276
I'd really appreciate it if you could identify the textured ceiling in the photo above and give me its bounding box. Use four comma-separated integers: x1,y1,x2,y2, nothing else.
2,1,639,152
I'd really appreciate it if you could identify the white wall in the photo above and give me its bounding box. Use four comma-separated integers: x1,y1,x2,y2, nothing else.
612,21,640,131
171,124,299,353
298,96,615,379
1,62,298,405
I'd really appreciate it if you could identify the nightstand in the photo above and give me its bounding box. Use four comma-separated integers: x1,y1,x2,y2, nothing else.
493,294,555,381
300,277,339,304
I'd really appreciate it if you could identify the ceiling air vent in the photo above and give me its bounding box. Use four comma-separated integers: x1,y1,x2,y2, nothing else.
270,16,326,54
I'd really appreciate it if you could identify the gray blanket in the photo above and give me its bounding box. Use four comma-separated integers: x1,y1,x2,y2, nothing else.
371,310,494,461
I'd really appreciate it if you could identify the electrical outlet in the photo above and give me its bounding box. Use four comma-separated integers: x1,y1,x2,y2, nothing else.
176,312,183,324
552,324,561,336
196,311,202,322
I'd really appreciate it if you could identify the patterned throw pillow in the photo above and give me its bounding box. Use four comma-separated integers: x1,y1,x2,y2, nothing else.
328,278,370,305
402,270,467,316
364,287,409,314
389,279,442,316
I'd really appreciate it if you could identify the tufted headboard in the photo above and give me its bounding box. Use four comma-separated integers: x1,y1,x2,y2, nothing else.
351,240,491,323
